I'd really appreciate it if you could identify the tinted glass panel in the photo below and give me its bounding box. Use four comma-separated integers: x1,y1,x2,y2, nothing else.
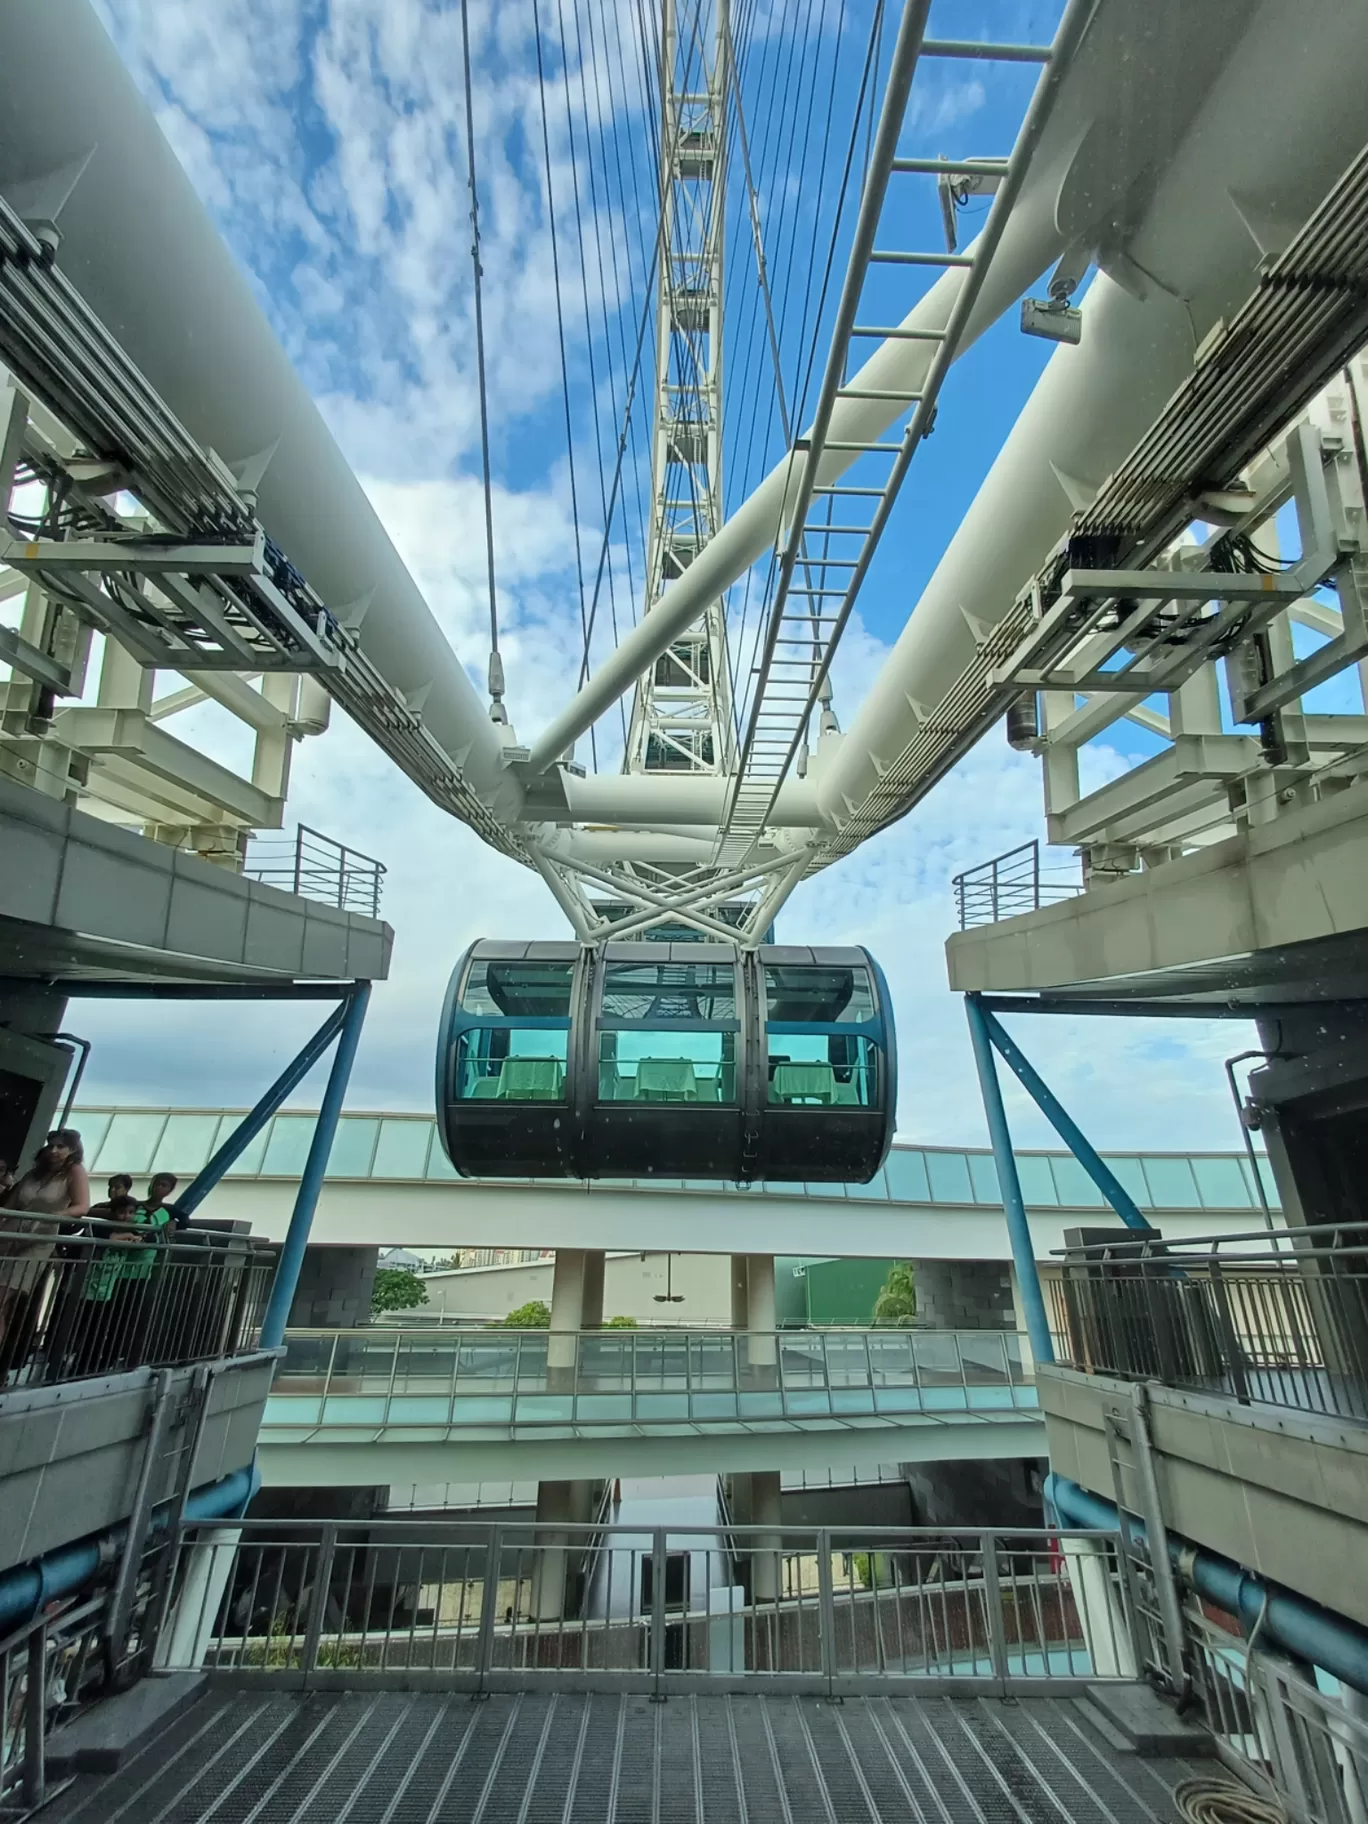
1015,1154,1058,1207
1140,1155,1201,1208
263,1115,317,1175
1103,1155,1152,1208
1191,1156,1252,1208
926,1150,973,1204
153,1113,223,1176
600,963,736,1022
599,1030,735,1102
883,1149,930,1202
328,1118,380,1177
967,1152,1000,1203
93,1111,168,1177
426,1139,460,1179
1049,1156,1106,1208
69,1110,112,1162
373,1119,433,1178
224,1123,270,1175
461,961,573,1018
764,965,874,1024
845,1167,888,1201
455,1029,568,1101
766,1033,876,1106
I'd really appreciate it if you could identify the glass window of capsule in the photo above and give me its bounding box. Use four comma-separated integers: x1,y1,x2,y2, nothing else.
454,959,573,1102
596,960,739,1104
764,962,880,1108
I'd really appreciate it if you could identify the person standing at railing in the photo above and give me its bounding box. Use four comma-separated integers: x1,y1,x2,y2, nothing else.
70,1192,144,1376
118,1173,181,1363
0,1129,90,1377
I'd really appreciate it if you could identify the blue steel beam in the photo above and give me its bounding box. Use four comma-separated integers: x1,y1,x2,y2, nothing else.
977,1001,1154,1233
260,981,370,1348
177,995,352,1216
964,994,1054,1364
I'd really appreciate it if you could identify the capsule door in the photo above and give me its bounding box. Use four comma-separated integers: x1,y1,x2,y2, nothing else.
579,948,746,1178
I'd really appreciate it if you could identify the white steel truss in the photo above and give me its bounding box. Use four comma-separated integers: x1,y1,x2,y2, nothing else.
624,0,734,785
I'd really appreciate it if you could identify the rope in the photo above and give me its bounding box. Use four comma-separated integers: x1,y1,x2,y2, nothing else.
458,0,504,723
1173,1779,1285,1824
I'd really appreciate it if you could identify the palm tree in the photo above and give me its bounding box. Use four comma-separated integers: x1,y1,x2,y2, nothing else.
872,1263,916,1326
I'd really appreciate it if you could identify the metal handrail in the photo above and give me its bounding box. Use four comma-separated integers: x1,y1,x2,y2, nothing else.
0,1227,272,1390
243,823,386,917
159,1519,1135,1696
952,839,1082,929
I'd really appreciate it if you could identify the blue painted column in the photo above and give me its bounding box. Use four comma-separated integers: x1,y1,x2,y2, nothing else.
964,994,1054,1365
178,997,349,1217
981,1006,1153,1233
260,982,371,1349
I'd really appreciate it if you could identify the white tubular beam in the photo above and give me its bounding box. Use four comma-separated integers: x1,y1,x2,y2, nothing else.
0,2,517,827
821,0,1368,824
559,772,820,828
553,829,758,867
524,0,1256,776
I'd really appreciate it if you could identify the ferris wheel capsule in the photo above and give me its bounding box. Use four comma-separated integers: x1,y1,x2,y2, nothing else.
436,939,897,1182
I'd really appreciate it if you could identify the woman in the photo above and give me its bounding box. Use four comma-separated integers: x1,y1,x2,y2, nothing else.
0,1130,91,1376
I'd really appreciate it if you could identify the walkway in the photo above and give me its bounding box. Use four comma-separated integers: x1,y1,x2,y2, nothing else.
48,1688,1203,1824
259,1327,1045,1483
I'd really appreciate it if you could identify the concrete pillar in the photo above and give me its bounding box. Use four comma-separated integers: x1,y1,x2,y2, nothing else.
1064,1535,1137,1678
156,1528,240,1668
581,1250,605,1331
745,1253,776,1373
730,1255,750,1330
750,1470,783,1604
547,1247,587,1377
531,1478,596,1621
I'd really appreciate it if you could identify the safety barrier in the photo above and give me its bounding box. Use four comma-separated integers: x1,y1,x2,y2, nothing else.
270,1326,1036,1430
243,823,386,918
0,1227,272,1390
1186,1608,1368,1824
952,839,1081,929
158,1520,1136,1696
1049,1223,1368,1425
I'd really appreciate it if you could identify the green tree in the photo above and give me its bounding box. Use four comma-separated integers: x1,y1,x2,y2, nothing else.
872,1262,916,1327
371,1267,429,1315
603,1314,638,1328
502,1299,551,1328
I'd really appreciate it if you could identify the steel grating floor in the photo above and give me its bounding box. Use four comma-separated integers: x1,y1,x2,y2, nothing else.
47,1689,1208,1824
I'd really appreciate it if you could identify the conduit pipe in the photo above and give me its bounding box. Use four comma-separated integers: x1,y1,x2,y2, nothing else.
1046,1473,1368,1699
0,1463,259,1632
0,2,517,829
527,0,1259,774
820,0,1368,825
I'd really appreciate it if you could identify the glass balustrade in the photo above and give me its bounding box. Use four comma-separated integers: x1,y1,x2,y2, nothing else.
268,1327,1036,1432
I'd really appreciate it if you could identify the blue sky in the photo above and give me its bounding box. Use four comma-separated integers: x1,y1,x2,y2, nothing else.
71,0,1259,1155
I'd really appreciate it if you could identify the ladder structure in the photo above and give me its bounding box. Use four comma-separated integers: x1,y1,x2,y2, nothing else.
722,6,1090,877
624,0,735,783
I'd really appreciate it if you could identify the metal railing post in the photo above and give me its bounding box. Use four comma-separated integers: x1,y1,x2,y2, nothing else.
301,1525,336,1684
649,1528,667,1701
816,1528,837,1697
22,1623,47,1811
475,1526,501,1697
292,825,304,899
981,1533,1009,1692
